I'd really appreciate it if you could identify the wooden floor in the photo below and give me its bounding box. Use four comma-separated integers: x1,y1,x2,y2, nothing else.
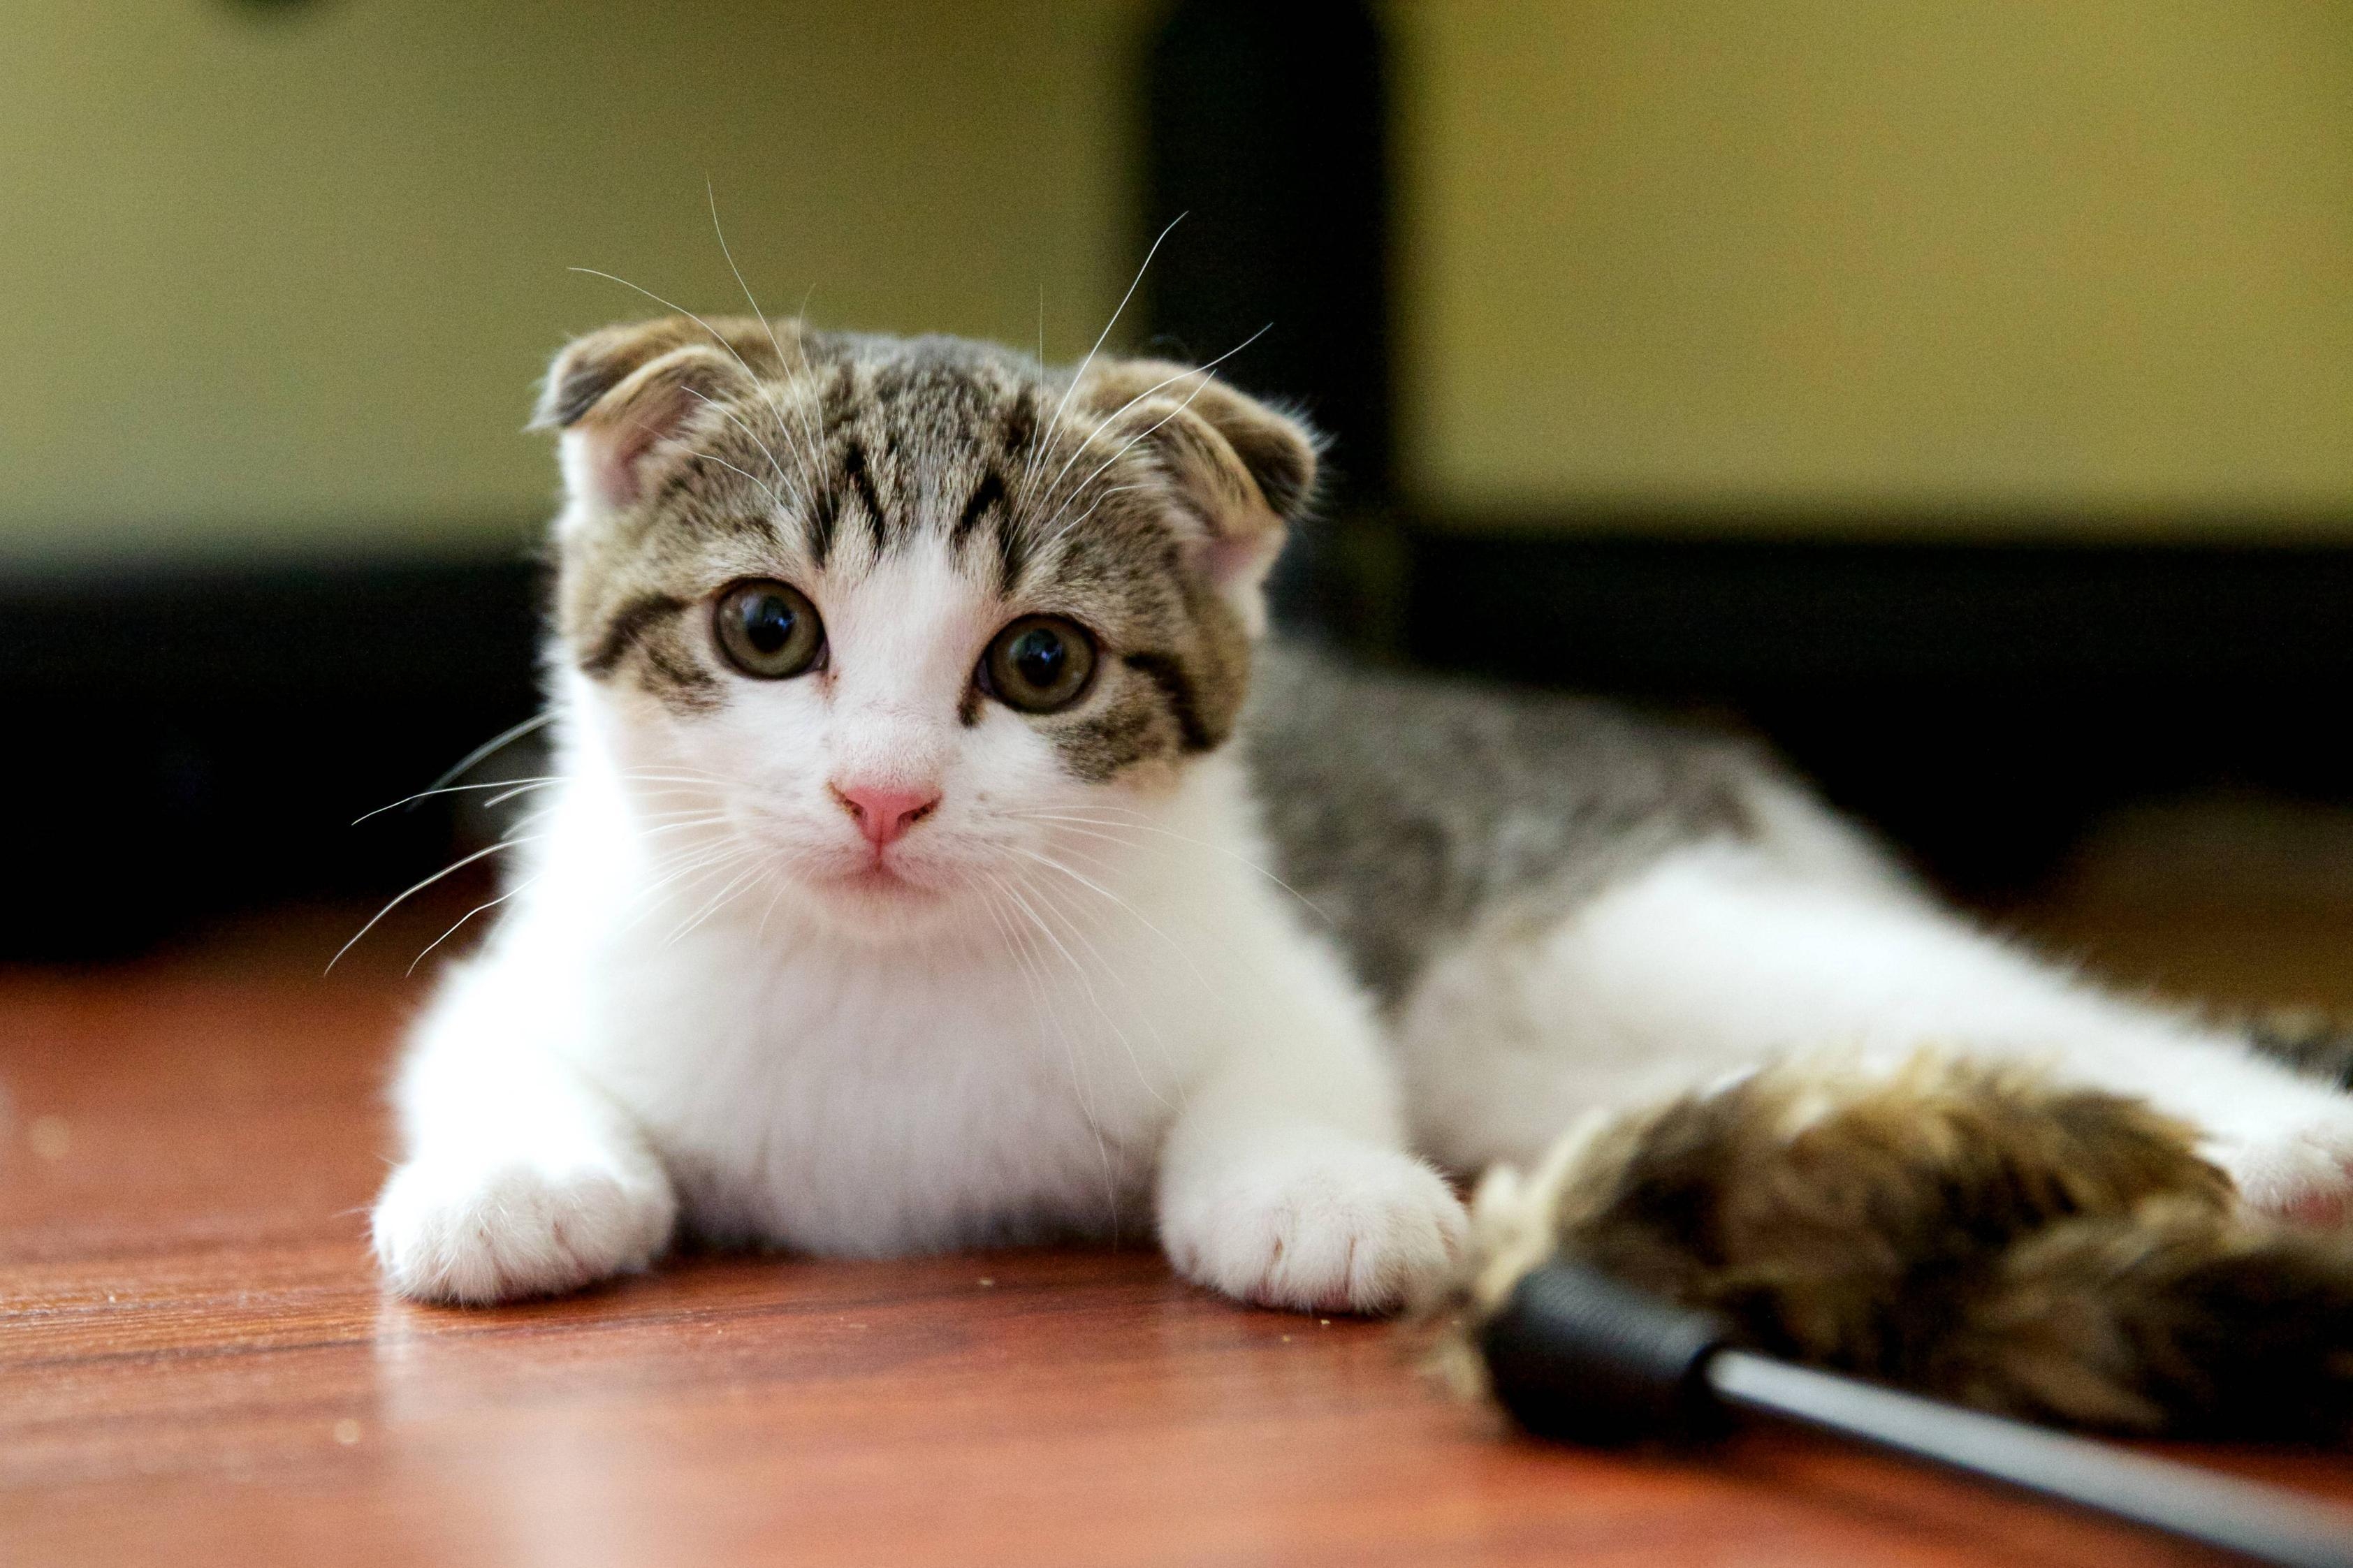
6,889,2353,1567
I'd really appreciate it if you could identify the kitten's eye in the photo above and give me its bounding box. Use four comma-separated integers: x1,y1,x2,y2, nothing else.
714,579,824,679
982,616,1097,714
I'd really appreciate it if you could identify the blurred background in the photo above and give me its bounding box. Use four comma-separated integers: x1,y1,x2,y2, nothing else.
7,0,2353,964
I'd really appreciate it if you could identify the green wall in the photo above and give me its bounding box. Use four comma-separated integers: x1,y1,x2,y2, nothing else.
1394,1,2353,534
11,2,2352,566
0,1,1144,569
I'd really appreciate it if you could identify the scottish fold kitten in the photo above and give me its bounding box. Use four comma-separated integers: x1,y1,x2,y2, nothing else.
373,316,2353,1313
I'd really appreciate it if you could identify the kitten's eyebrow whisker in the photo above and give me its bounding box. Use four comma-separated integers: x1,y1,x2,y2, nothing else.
679,387,805,514
570,258,836,522
1030,325,1272,559
568,265,780,403
1026,329,1248,529
1030,483,1143,558
706,180,831,508
1019,211,1186,505
671,428,794,515
604,400,793,515
1025,320,1271,529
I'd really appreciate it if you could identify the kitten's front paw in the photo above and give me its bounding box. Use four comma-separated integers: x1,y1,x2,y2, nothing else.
2202,1087,2353,1226
372,1153,676,1304
1160,1138,1466,1314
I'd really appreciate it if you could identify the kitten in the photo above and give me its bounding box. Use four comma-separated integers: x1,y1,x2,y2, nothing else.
373,315,2353,1315
373,317,1463,1310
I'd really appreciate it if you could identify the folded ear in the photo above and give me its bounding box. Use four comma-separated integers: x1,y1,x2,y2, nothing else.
534,316,792,511
1072,359,1320,635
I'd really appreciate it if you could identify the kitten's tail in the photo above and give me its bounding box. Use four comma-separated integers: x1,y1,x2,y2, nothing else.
1439,1056,2353,1439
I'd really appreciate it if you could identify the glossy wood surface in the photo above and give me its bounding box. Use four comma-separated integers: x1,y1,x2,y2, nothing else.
4,897,2350,1567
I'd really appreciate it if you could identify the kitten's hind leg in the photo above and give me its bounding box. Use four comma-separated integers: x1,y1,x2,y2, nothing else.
1399,841,2353,1220
373,952,676,1304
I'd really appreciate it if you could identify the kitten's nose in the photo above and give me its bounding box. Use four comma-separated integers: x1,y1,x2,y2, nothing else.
829,782,942,848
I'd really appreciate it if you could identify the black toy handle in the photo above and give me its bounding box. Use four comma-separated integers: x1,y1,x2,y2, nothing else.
1482,1262,2353,1568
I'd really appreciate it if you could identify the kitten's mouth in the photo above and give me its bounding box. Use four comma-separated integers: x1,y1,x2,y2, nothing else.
829,858,931,898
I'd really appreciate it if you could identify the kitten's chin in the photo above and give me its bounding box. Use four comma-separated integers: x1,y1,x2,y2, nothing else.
789,858,966,942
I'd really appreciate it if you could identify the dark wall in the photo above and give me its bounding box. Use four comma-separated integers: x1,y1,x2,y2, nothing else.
0,559,539,958
1401,529,2353,893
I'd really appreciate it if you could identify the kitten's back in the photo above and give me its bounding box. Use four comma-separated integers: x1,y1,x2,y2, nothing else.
1244,645,1784,1007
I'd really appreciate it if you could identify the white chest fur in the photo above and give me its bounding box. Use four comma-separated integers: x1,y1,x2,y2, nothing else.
565,915,1184,1254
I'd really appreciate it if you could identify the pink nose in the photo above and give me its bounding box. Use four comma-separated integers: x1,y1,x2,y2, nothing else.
829,782,942,848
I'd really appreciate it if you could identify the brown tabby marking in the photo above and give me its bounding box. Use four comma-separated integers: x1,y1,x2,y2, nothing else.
532,317,1311,782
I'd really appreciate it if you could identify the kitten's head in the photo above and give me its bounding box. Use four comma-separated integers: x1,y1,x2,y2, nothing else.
536,314,1317,941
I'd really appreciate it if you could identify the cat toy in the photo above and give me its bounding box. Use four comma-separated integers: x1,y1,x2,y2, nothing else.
1479,1259,2353,1567
1446,1058,2353,1567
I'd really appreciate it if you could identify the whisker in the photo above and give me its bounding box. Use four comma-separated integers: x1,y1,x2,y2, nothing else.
407,872,544,975
567,265,783,406
1030,325,1273,558
673,419,794,513
423,711,554,796
326,835,541,974
1017,864,1175,1104
1018,211,1187,503
1011,810,1332,923
706,180,831,508
1027,482,1144,555
616,836,759,935
355,777,565,825
1012,845,1216,997
1023,318,1271,532
1027,342,1226,525
481,777,727,813
755,873,791,940
978,870,1122,1242
569,260,840,522
674,381,809,505
355,770,731,826
664,858,768,947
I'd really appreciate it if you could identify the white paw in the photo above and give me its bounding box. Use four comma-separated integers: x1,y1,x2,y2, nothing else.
372,1152,676,1304
1160,1137,1467,1313
2201,1087,2353,1226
